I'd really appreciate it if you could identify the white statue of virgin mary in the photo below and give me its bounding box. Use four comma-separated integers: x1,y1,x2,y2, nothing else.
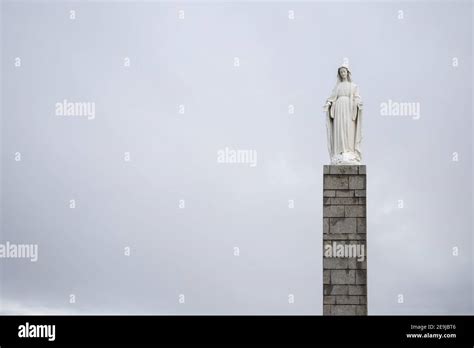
323,63,363,165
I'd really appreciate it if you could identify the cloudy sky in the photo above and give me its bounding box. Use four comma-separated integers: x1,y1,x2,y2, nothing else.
1,0,472,314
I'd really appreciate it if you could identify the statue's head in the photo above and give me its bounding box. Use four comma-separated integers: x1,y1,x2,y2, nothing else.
337,66,352,82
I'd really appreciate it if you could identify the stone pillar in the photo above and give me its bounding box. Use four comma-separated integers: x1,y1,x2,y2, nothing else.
323,165,367,315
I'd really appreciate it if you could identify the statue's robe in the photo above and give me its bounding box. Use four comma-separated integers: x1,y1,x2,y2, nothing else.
325,81,363,164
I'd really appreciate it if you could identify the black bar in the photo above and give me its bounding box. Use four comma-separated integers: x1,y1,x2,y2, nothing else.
0,315,473,346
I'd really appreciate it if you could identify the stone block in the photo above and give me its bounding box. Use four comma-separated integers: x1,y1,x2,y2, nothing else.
323,206,345,218
358,166,366,174
328,166,359,175
329,217,357,234
335,190,354,197
348,259,367,269
323,270,330,284
356,270,367,285
324,258,349,269
324,296,335,304
335,295,359,305
345,206,366,217
323,190,336,197
355,305,367,315
330,197,359,205
325,285,349,295
348,285,366,295
349,176,366,189
323,218,329,234
324,233,366,241
324,175,349,190
332,305,357,315
323,305,331,315
354,190,366,197
357,218,366,234
331,270,355,284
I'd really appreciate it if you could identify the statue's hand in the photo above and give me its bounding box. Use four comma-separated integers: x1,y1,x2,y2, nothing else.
323,102,331,112
357,102,363,110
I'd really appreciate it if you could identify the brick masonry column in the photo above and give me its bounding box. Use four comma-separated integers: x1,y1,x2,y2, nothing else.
323,165,367,315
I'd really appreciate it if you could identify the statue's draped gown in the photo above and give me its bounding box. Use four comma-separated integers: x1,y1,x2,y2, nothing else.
326,81,363,163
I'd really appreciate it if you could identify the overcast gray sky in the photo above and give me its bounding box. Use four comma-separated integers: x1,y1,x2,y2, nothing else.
1,0,472,314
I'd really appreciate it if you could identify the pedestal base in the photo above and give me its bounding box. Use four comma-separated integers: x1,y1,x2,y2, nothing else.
323,165,367,315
